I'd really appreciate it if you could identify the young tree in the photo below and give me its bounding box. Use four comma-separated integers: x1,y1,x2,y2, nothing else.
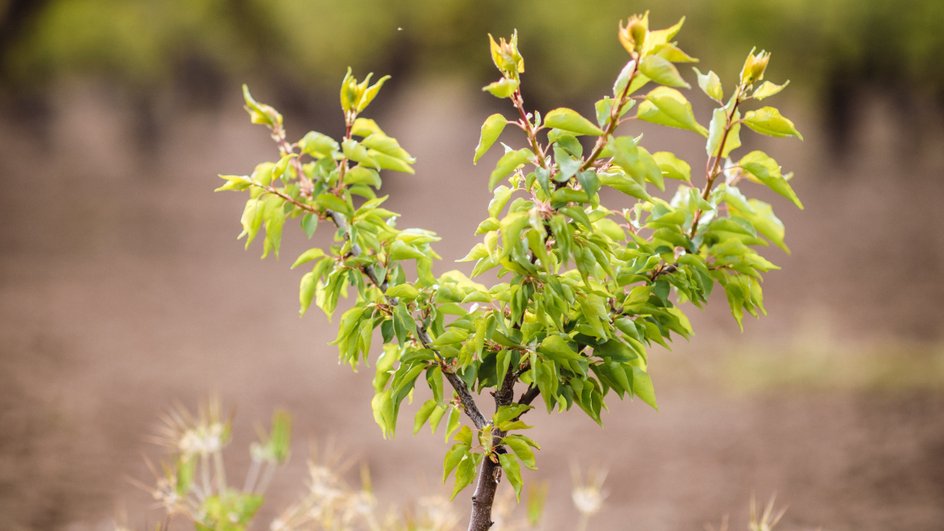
217,12,803,530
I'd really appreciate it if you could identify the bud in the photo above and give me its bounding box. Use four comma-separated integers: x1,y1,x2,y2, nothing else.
618,12,649,56
340,68,361,114
339,69,391,114
740,49,771,85
488,31,525,77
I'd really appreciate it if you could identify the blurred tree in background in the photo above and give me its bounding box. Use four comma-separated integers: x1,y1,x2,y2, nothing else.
2,0,942,151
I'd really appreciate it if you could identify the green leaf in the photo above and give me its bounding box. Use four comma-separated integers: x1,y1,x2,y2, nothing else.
612,59,636,97
238,198,263,248
693,68,723,101
598,171,650,200
298,131,339,159
389,240,426,261
344,165,381,188
361,133,413,163
315,193,351,215
291,248,325,269
494,404,531,427
214,174,252,192
385,283,420,300
631,367,658,409
503,435,538,470
444,405,461,443
443,443,469,482
706,108,741,158
499,453,524,500
357,74,391,113
538,334,580,362
577,170,600,199
474,114,508,164
738,198,788,252
451,453,476,499
489,149,533,190
738,151,804,209
609,137,664,190
242,84,282,128
640,55,690,88
742,106,803,140
488,186,514,218
342,139,379,169
298,270,318,316
351,117,385,138
752,80,789,101
371,389,394,438
369,151,416,174
301,213,318,238
483,77,519,98
652,151,691,183
637,87,708,136
414,399,438,434
544,108,605,136
594,96,634,128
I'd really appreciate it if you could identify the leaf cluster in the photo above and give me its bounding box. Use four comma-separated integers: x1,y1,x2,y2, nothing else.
218,12,802,501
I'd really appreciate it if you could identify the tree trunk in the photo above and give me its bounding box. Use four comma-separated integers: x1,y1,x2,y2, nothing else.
468,452,501,531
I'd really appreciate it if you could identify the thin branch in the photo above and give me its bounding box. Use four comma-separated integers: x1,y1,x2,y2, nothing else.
510,89,549,170
517,385,540,406
580,59,640,173
258,121,491,434
689,87,745,240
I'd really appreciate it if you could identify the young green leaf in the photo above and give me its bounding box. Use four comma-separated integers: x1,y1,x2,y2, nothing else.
609,137,664,190
451,454,476,499
357,74,391,112
298,271,318,316
631,367,658,409
739,150,804,209
640,55,690,88
693,68,723,101
298,131,339,159
489,149,533,189
291,248,325,269
706,108,741,158
385,283,421,300
544,108,605,136
652,151,692,183
752,80,790,101
742,106,803,140
215,174,252,192
503,434,538,470
483,77,519,98
499,453,524,500
474,114,508,164
637,87,708,136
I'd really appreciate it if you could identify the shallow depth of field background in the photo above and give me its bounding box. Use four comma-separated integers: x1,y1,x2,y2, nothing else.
1,1,943,529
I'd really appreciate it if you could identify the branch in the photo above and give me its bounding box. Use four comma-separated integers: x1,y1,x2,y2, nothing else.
517,385,540,406
580,59,640,173
510,89,549,170
258,122,491,433
689,87,745,240
414,326,489,430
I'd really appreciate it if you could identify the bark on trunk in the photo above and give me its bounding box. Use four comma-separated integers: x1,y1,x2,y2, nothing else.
467,453,501,531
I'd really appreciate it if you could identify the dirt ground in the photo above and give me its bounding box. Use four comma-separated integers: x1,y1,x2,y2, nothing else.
1,81,943,530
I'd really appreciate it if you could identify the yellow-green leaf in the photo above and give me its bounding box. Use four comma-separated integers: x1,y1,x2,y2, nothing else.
637,87,708,136
474,114,508,164
544,108,605,136
640,55,690,89
742,106,803,140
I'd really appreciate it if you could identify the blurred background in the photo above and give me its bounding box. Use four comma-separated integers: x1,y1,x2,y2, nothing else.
1,0,943,529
